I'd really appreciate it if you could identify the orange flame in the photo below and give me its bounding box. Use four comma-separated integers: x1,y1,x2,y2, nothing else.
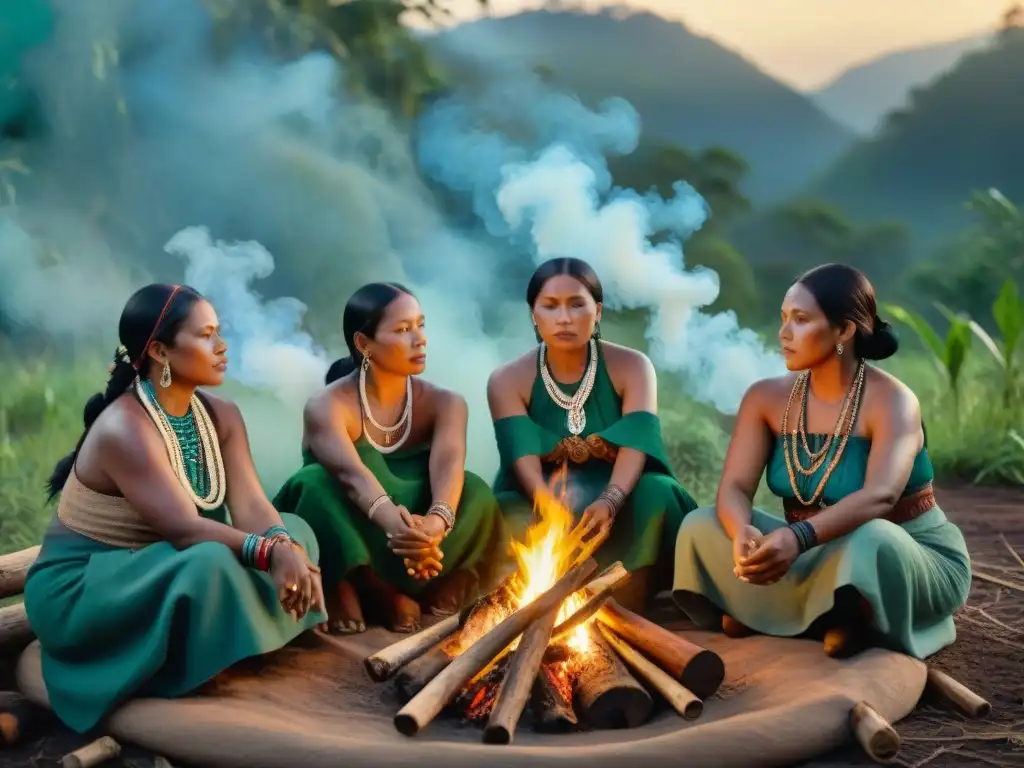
509,467,591,653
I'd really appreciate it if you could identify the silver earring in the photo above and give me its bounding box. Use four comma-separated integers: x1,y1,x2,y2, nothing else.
160,361,172,388
361,353,370,372
836,342,844,356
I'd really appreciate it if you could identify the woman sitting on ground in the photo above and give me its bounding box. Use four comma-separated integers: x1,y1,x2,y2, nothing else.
672,263,972,658
273,282,508,635
24,283,326,735
487,257,699,612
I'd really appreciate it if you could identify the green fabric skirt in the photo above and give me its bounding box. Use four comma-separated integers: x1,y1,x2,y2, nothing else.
671,506,972,659
23,513,325,734
273,465,509,597
497,461,697,584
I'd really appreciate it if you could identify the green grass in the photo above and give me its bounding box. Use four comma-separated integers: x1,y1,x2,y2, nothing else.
1,346,1020,556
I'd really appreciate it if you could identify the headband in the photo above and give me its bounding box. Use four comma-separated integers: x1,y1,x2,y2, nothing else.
132,285,183,371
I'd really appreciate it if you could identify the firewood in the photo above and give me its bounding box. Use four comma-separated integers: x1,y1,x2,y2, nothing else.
393,558,597,737
549,562,631,643
395,644,455,700
850,701,900,763
61,736,121,768
529,662,577,733
364,612,462,682
925,667,991,719
572,628,652,729
0,546,39,599
483,588,563,744
0,603,34,654
596,598,724,699
598,625,702,720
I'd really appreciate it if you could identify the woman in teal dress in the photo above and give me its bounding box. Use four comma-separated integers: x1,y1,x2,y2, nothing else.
273,283,508,636
487,257,698,612
24,283,326,735
672,263,972,658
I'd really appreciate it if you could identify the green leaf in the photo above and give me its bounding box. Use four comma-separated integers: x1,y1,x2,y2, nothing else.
882,302,946,363
993,278,1023,369
943,317,973,386
966,319,1006,368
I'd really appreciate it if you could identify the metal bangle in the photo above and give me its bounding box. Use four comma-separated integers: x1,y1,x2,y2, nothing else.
367,493,391,520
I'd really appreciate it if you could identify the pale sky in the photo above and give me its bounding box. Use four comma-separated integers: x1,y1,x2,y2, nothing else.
433,0,1010,89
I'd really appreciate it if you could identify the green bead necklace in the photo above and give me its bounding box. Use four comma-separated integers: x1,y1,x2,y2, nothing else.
141,378,210,498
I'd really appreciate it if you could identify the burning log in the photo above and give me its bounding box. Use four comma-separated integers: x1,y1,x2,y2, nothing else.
483,581,565,744
455,656,510,723
549,562,630,643
393,558,597,737
572,628,652,729
849,701,900,763
924,668,991,719
529,661,577,733
0,546,39,600
598,625,702,720
596,599,724,699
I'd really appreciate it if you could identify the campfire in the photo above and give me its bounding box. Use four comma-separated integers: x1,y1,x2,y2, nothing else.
363,478,726,744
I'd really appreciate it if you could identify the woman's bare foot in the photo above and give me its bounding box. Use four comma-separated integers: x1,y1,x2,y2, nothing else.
324,579,366,635
422,569,478,616
356,567,422,633
721,614,755,638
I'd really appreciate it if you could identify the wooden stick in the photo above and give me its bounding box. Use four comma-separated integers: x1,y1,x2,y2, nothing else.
365,612,462,682
483,591,562,743
850,701,900,763
529,662,577,733
0,546,39,599
395,644,455,700
971,569,1024,593
393,558,597,737
550,562,631,643
61,736,122,768
598,624,702,720
573,628,653,729
0,691,48,747
925,668,991,718
0,602,35,653
997,532,1024,571
596,598,725,699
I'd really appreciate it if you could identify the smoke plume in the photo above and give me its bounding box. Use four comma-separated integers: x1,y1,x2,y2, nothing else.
0,0,781,488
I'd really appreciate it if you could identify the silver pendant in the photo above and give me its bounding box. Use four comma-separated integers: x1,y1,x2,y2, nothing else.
567,407,586,436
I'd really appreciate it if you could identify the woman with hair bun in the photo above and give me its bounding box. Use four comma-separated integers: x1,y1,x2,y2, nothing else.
672,263,971,659
273,283,507,635
24,283,326,735
488,258,699,613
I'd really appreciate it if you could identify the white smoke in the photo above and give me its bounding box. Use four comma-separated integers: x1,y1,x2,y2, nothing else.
495,145,785,412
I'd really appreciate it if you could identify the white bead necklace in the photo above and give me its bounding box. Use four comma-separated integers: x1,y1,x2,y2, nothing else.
359,359,412,454
135,377,226,510
539,338,598,435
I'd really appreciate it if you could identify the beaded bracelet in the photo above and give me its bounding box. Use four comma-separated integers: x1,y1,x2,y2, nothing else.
596,484,626,515
427,501,456,534
788,520,818,554
242,533,278,572
262,524,293,543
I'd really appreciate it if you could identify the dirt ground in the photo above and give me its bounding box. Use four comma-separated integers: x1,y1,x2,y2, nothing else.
1,484,1021,768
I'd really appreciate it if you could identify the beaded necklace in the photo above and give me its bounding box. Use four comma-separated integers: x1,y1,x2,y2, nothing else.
137,377,226,509
539,338,598,436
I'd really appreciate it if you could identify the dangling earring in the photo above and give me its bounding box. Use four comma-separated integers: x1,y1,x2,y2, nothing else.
592,321,602,340
160,361,172,388
361,352,370,372
835,342,844,356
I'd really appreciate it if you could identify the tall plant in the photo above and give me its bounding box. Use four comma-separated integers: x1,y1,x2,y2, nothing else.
962,278,1023,413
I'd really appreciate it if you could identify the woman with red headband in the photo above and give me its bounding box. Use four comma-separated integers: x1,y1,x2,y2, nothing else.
22,283,327,734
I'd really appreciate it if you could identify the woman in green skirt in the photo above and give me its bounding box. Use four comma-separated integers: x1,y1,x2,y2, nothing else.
672,263,972,658
24,283,326,735
487,258,698,612
273,283,508,635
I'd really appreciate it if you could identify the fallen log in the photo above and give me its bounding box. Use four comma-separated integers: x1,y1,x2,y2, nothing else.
529,661,577,733
572,627,652,730
364,612,462,682
61,736,122,768
0,603,34,654
596,598,724,699
924,667,991,719
0,546,39,599
393,558,597,737
850,701,900,763
598,624,702,720
483,584,563,744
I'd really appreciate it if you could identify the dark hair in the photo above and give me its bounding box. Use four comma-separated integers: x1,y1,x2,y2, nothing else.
526,257,604,307
796,264,899,361
46,283,203,500
325,282,414,385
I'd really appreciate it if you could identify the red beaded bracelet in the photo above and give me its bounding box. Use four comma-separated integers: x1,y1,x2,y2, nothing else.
255,536,275,572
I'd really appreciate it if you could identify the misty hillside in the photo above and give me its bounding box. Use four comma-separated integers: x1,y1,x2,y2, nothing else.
805,28,1024,245
426,9,853,203
812,33,991,135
